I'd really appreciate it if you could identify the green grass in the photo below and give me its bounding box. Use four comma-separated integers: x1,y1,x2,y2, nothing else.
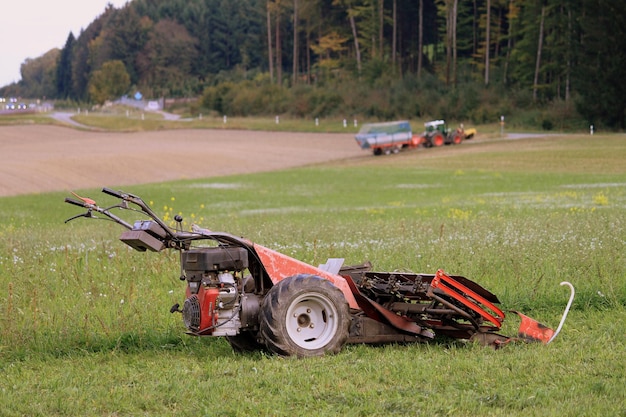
68,112,571,136
71,112,370,133
0,133,625,416
1,108,542,136
0,112,67,127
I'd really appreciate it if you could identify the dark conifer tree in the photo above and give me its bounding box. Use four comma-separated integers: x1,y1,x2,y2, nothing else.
55,32,76,99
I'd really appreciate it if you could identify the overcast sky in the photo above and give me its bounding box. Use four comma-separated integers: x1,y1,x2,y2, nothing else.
0,0,130,88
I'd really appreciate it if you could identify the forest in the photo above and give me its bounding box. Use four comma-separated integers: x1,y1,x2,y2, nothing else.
1,0,625,129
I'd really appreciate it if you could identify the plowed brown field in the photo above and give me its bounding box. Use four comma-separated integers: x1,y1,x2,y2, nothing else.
0,125,362,196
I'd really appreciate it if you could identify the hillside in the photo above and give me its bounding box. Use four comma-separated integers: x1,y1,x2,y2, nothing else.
1,0,625,128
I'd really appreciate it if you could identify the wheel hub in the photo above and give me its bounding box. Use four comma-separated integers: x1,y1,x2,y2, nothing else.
297,313,311,328
285,294,338,349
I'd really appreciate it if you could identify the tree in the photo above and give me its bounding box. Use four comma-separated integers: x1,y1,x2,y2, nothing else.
88,60,130,104
9,0,621,127
532,3,546,102
575,0,626,128
485,0,491,85
438,0,459,86
378,0,384,60
208,0,262,72
502,0,519,85
310,31,348,72
19,49,60,98
135,19,198,96
293,0,299,84
267,1,274,83
333,0,362,75
418,0,424,78
99,5,149,84
71,5,116,100
273,0,284,85
508,1,545,93
298,0,322,84
56,32,76,99
391,0,397,67
451,0,458,85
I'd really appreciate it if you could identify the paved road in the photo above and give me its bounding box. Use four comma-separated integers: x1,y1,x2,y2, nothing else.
50,110,184,127
50,112,92,128
505,132,563,140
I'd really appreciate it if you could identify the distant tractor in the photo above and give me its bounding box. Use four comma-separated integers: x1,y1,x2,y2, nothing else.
420,120,468,147
355,120,476,156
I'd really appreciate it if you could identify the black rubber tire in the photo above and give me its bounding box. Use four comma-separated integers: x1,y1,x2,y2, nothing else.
432,132,445,147
259,274,350,357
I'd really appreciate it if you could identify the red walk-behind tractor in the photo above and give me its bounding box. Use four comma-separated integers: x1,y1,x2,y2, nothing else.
65,188,568,357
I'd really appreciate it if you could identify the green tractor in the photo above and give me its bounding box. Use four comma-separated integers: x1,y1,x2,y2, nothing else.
421,120,465,147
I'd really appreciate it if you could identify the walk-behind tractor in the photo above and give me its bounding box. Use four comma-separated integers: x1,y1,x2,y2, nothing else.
65,189,573,357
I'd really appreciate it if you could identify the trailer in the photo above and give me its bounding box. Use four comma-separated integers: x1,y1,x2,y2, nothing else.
355,121,424,155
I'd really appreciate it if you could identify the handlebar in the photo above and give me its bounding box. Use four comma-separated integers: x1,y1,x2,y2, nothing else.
102,187,125,199
64,197,88,208
64,188,175,240
64,189,133,230
64,188,233,250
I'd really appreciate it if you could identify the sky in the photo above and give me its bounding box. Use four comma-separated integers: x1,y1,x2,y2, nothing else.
0,0,130,87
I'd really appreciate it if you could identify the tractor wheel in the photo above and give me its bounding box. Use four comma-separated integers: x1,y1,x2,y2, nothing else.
226,331,265,353
259,274,350,357
431,132,445,147
452,133,463,144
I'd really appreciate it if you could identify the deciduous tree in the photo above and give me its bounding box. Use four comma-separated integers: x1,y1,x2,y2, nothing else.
20,49,60,99
88,60,130,104
135,19,198,96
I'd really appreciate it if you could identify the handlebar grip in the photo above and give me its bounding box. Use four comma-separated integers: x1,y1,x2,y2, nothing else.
102,187,124,199
65,197,87,207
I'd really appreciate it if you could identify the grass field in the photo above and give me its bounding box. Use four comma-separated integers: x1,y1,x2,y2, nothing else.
0,108,510,136
0,131,624,416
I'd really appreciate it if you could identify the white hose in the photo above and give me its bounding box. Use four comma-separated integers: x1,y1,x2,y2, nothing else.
547,281,575,344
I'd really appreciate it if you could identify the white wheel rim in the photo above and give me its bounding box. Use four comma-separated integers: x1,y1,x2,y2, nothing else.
285,293,339,350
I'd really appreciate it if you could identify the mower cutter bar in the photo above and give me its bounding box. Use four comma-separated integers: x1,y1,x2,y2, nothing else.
431,269,505,329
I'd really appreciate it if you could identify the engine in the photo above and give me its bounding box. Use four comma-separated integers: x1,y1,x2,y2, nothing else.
179,246,260,337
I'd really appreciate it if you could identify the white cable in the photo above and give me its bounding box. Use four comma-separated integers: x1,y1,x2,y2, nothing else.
547,281,575,344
